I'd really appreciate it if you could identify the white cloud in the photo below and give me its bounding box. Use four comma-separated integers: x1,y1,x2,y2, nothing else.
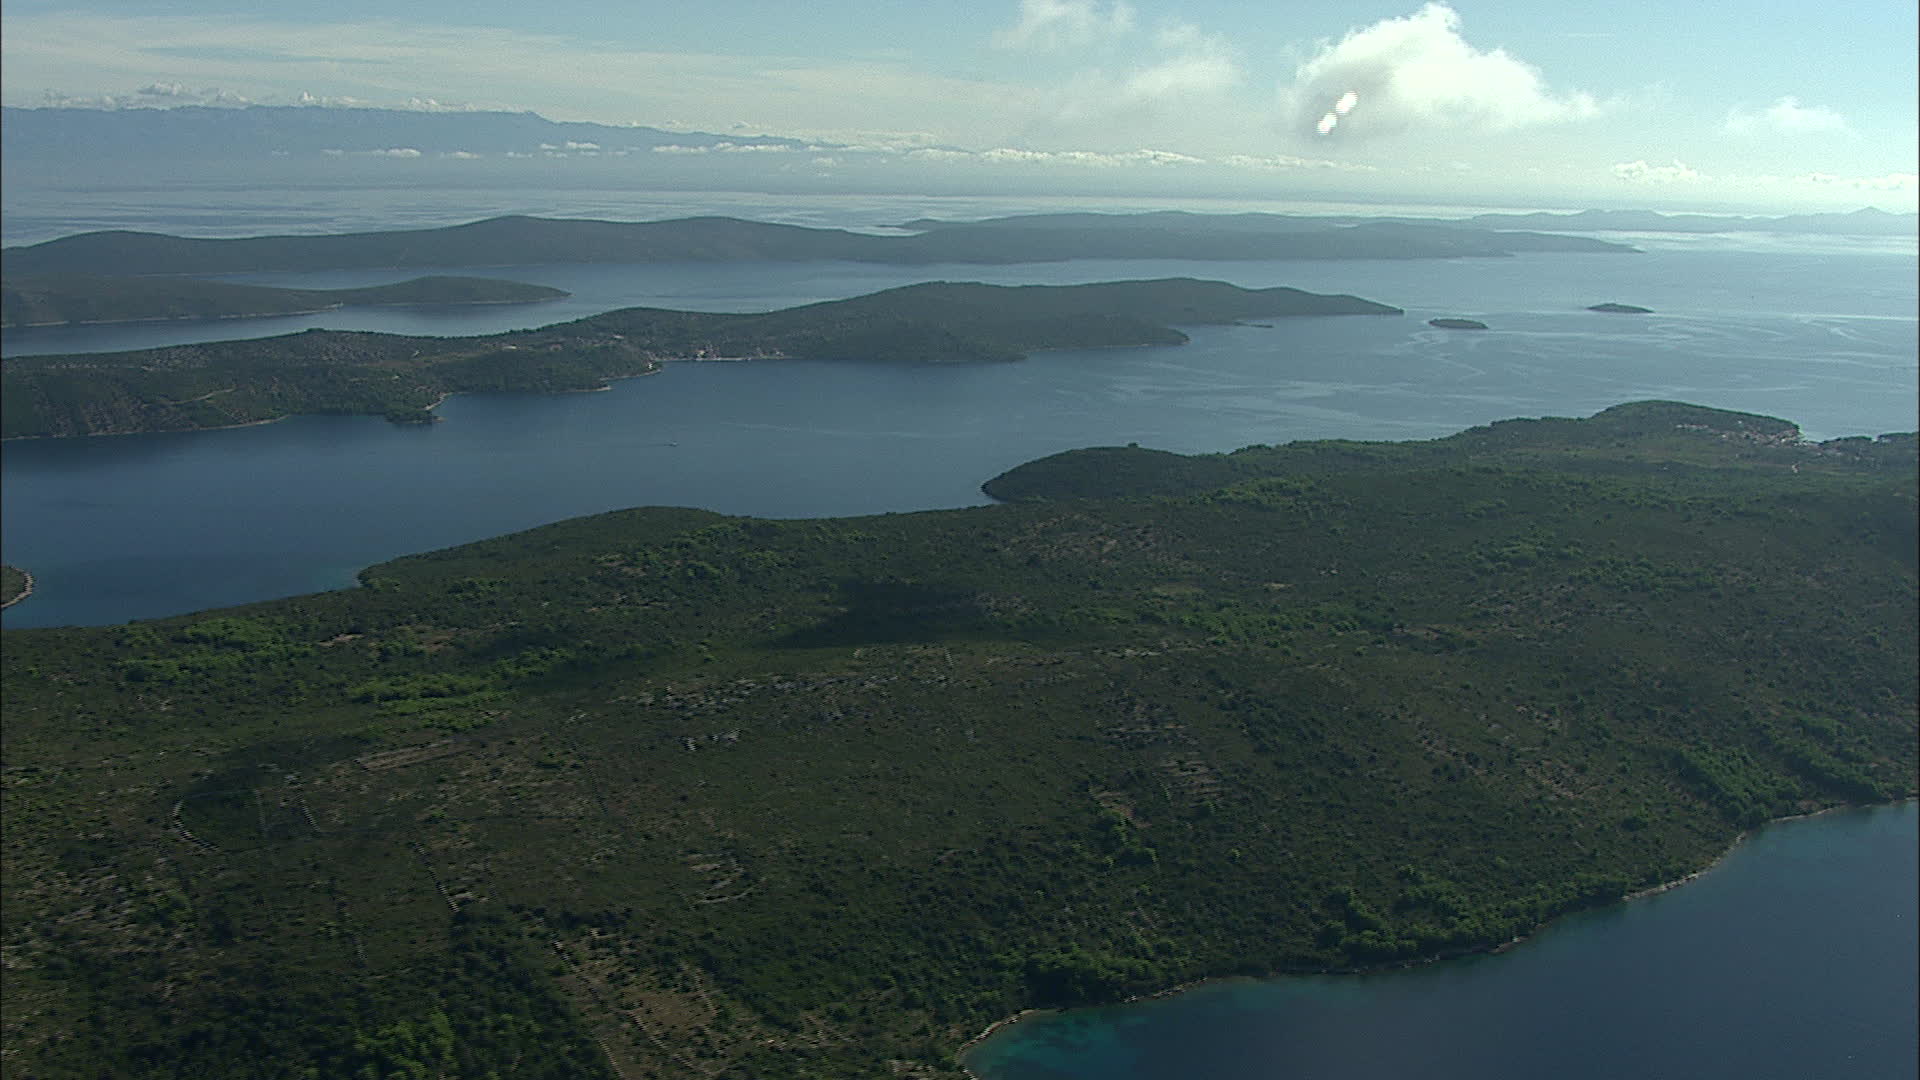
298,90,370,107
319,146,424,158
650,141,797,155
1119,33,1238,101
1281,3,1598,141
904,147,976,162
1012,12,1242,139
911,145,1203,168
562,140,600,150
1611,159,1702,184
1726,96,1847,136
1,12,1023,148
39,83,255,108
1796,170,1917,192
1218,153,1376,173
994,0,1136,50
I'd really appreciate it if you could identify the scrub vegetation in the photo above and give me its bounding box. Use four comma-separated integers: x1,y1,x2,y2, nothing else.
2,401,1913,1078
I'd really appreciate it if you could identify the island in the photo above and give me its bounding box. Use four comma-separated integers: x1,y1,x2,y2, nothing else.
1588,303,1653,314
0,278,1402,439
1,212,1638,277
2,401,1913,1079
0,274,570,328
1428,317,1489,329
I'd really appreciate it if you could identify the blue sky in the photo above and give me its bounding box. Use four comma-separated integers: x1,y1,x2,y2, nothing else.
4,0,1915,211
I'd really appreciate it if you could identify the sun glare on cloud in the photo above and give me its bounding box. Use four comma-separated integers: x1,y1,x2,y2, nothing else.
1315,90,1359,134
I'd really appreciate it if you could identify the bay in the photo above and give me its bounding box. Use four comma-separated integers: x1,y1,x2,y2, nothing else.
2,185,1915,1080
965,802,1920,1080
4,244,1915,629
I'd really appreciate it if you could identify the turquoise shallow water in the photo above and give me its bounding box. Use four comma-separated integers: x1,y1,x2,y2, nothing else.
966,803,1919,1080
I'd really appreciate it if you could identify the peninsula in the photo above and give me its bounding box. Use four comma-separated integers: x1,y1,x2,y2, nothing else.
0,274,569,328
2,401,1912,1079
0,565,30,609
0,278,1401,439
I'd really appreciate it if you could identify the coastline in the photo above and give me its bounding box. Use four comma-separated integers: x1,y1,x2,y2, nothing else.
0,567,34,610
0,363,668,441
954,798,1911,1077
3,295,564,329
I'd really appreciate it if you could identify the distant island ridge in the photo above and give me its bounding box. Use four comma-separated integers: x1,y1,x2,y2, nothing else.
0,278,1401,439
1589,303,1653,314
1459,205,1917,237
0,212,1636,277
0,274,568,328
1428,318,1489,330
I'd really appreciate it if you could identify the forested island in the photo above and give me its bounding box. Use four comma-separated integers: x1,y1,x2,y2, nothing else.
0,278,1399,439
0,274,569,328
1,212,1635,277
3,400,1913,1079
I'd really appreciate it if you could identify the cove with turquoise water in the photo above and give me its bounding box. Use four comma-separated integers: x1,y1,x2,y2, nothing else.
966,803,1918,1080
3,242,1916,629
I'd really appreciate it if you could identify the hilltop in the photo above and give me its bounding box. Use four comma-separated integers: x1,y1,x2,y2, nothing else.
3,400,1912,1078
0,278,1400,439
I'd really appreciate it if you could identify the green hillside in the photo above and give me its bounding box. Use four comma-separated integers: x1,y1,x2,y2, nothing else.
3,402,1912,1078
0,278,1400,438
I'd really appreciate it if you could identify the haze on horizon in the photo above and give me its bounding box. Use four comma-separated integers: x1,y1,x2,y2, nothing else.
2,0,1916,215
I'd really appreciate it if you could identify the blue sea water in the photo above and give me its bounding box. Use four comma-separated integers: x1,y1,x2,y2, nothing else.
4,237,1915,629
966,803,1919,1080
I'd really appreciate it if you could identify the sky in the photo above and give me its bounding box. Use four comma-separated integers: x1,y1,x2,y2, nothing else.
3,0,1916,212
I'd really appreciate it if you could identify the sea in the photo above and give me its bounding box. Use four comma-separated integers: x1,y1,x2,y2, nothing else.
4,186,1914,630
2,185,1916,1078
967,802,1919,1080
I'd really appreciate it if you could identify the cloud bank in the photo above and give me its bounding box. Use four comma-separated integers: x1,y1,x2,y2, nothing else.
1726,96,1847,136
994,0,1136,49
1281,3,1598,141
1611,159,1702,184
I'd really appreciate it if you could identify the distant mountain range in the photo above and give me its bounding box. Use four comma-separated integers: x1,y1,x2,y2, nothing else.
915,208,1918,239
1459,207,1916,238
5,106,1909,232
0,105,807,161
1,213,1634,277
